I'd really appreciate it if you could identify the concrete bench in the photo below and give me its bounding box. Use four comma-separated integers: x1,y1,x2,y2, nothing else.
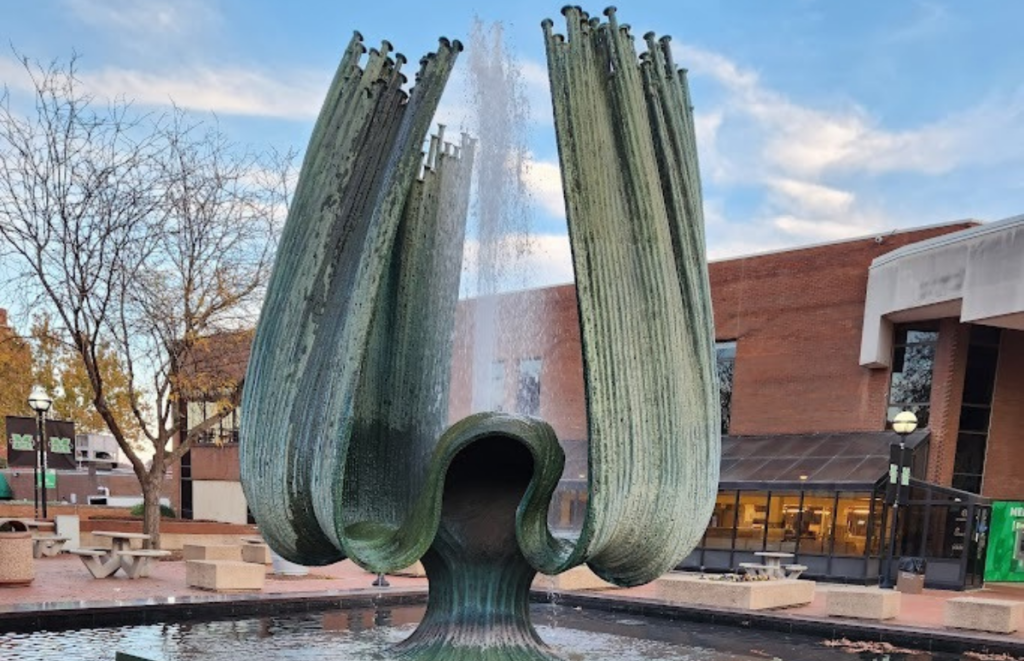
118,549,171,579
186,560,265,592
655,573,815,610
183,543,242,562
68,548,121,578
32,535,69,558
945,597,1024,634
826,587,900,620
240,543,272,565
784,564,808,579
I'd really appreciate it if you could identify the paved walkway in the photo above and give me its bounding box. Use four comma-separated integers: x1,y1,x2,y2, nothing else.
623,578,1024,640
4,558,1024,646
0,555,426,609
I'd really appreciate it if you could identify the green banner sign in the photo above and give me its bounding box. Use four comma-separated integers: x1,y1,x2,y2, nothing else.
985,501,1024,582
35,469,57,489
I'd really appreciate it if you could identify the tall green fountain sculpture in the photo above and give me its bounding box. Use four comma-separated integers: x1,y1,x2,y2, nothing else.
240,7,719,660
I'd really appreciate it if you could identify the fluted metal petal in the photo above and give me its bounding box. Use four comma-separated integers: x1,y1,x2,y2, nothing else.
530,6,720,586
239,33,469,568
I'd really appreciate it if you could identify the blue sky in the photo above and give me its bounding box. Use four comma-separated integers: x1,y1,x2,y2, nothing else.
3,0,1023,290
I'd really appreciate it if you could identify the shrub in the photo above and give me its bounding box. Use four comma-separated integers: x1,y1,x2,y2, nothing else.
129,502,176,519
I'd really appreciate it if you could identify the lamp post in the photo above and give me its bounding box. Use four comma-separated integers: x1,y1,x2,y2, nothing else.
28,385,53,520
880,410,918,589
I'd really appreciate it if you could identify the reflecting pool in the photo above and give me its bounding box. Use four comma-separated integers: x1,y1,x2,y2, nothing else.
0,604,962,661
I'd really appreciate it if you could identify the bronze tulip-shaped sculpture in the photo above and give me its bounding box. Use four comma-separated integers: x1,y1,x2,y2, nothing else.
241,8,719,660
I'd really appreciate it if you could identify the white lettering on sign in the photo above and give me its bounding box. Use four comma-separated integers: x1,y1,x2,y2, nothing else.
48,437,72,454
9,433,34,451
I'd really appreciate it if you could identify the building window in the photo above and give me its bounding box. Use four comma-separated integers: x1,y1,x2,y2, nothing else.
489,361,506,412
516,358,542,416
952,326,1001,493
887,323,939,429
186,400,240,445
716,341,736,435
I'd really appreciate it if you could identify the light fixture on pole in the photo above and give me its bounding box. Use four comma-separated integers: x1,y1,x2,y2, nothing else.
880,410,918,589
27,385,53,520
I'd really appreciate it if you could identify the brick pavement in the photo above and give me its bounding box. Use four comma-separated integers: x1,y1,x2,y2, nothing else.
5,558,1024,644
0,555,427,607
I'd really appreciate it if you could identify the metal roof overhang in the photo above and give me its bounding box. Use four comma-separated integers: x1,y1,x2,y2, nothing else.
717,430,929,492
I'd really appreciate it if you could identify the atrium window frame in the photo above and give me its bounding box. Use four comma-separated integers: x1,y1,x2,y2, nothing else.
716,340,737,435
886,322,939,430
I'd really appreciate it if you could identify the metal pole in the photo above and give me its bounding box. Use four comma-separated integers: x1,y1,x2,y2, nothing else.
40,412,48,519
880,434,907,589
33,413,40,518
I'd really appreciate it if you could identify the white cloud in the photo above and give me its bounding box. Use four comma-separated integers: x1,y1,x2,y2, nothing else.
0,53,328,120
63,0,220,37
767,178,854,217
677,42,1024,179
460,233,575,296
84,65,327,119
885,1,954,43
772,215,879,242
433,55,553,134
521,158,565,219
519,59,554,126
666,41,1024,250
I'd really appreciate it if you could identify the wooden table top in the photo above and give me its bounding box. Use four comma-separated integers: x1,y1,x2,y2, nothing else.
93,531,151,540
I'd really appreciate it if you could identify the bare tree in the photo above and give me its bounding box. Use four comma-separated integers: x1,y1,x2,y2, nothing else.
0,54,291,546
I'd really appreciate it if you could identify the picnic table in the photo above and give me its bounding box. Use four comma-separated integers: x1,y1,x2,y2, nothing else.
0,519,67,558
754,551,795,579
68,531,170,579
32,534,69,558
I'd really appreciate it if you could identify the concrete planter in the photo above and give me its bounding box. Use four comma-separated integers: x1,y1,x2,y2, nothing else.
0,522,35,586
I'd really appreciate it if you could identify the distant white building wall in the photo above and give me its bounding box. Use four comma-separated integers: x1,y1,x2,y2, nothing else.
192,480,249,524
861,214,1024,368
75,433,121,469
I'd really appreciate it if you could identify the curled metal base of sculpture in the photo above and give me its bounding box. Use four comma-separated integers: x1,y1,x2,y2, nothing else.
394,437,562,661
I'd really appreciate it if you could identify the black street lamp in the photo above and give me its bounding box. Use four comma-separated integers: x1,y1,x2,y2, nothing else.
880,410,918,589
28,385,53,520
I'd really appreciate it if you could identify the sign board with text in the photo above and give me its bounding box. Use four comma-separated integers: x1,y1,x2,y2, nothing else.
985,501,1024,582
4,416,77,470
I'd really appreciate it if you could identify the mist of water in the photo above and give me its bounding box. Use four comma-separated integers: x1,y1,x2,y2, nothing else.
463,19,540,414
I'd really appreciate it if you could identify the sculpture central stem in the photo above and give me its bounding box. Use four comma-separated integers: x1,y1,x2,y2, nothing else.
394,438,562,661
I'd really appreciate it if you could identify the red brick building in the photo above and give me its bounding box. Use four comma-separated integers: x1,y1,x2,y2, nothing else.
175,216,1024,586
449,219,1023,498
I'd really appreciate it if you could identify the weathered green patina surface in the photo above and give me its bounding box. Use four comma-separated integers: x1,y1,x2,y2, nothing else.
241,7,718,659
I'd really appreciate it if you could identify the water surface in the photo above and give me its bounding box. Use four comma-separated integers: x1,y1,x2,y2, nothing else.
0,604,964,661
